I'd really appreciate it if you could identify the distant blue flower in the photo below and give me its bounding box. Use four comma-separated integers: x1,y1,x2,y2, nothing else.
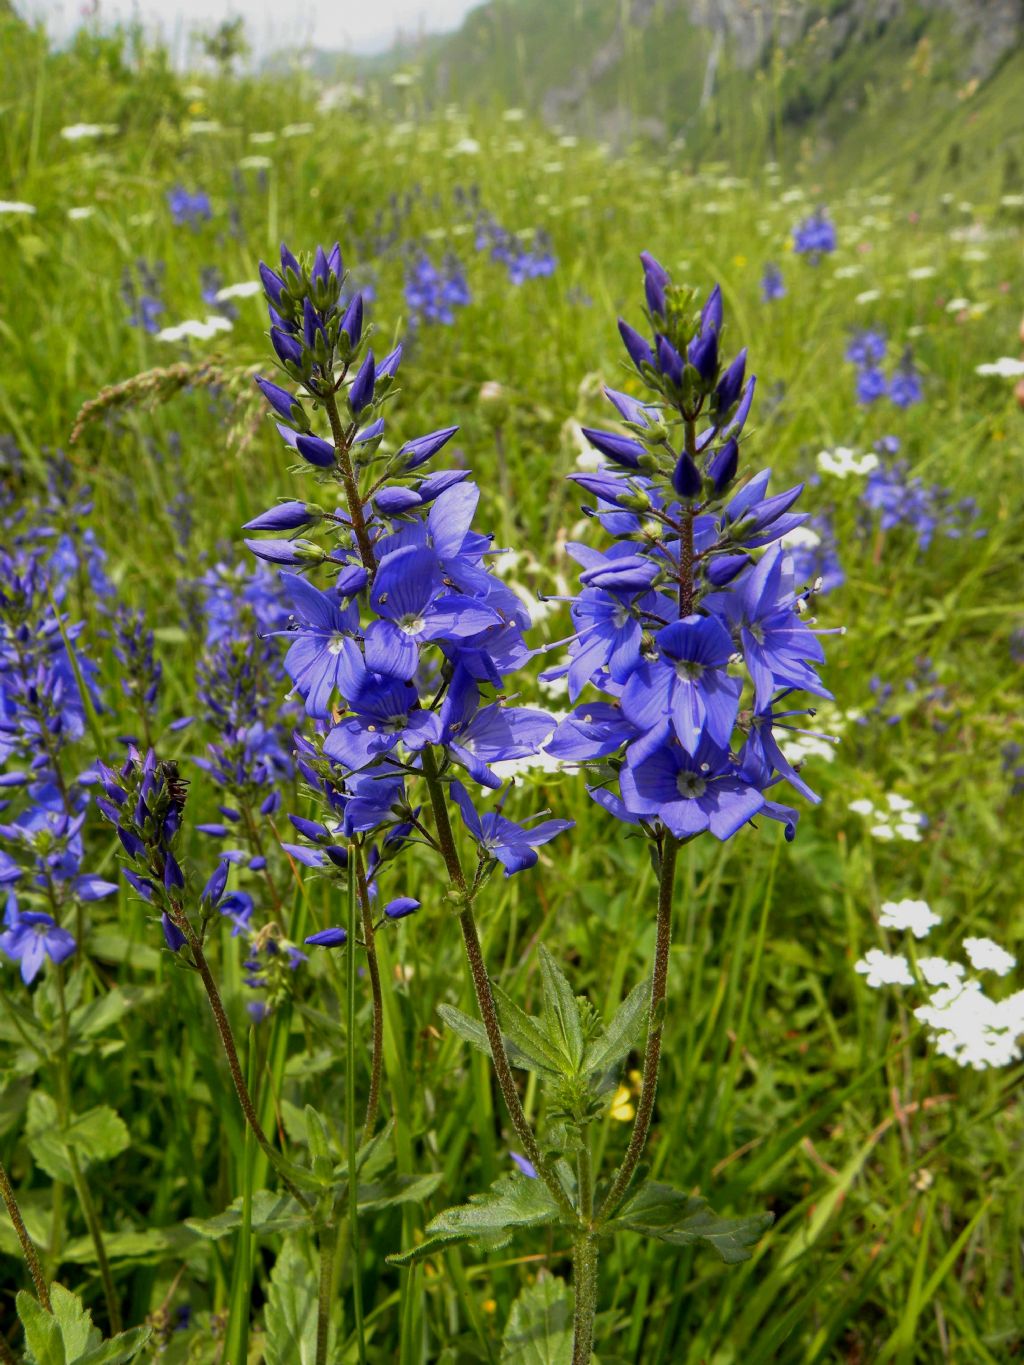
855,366,888,404
167,186,213,229
761,263,785,302
846,329,887,366
792,211,837,260
889,352,923,408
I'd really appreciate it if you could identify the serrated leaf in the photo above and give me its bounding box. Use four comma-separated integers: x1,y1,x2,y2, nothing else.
492,985,571,1076
62,1224,198,1266
437,1002,561,1077
26,1095,129,1183
500,1276,573,1364
538,945,584,1074
50,1283,100,1358
264,1237,319,1365
609,1181,772,1264
583,978,650,1078
16,1290,66,1365
185,1191,308,1240
72,1327,152,1365
356,1170,443,1212
388,1173,562,1267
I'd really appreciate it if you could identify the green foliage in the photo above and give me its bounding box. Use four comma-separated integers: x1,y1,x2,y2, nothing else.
501,1276,574,1364
16,1288,151,1365
0,4,1023,1359
26,1095,130,1183
389,1173,565,1266
264,1237,321,1365
608,1181,772,1265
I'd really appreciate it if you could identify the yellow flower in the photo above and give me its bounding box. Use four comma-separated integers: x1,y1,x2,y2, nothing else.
610,1085,634,1122
733,254,748,268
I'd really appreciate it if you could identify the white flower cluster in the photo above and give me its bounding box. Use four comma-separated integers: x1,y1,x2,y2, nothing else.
154,316,232,343
816,446,879,478
849,793,925,841
975,357,1024,379
855,905,1024,1069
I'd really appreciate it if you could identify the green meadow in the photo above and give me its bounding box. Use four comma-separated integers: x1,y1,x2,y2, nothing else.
1,10,1023,1363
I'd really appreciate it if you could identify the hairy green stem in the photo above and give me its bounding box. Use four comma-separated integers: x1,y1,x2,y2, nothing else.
322,389,377,576
345,852,368,1364
420,746,576,1222
167,903,312,1212
0,1157,50,1311
353,847,384,1143
315,1231,335,1365
571,1233,599,1365
597,835,679,1220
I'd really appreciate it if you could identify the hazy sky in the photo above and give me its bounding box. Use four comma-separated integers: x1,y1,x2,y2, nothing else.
19,0,481,56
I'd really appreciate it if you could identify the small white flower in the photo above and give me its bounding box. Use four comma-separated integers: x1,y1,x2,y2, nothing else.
975,357,1024,379
833,265,862,279
963,937,1016,976
945,297,971,313
918,957,966,987
185,120,223,135
907,266,937,280
249,131,277,144
879,899,940,939
281,122,314,138
870,823,896,841
1000,193,1024,208
816,447,878,478
238,156,272,171
855,289,883,305
855,949,914,989
0,201,36,215
781,526,821,550
155,315,233,343
848,798,875,817
67,206,95,221
886,794,914,812
60,123,117,141
214,280,262,302
451,137,481,155
779,733,836,765
893,822,923,842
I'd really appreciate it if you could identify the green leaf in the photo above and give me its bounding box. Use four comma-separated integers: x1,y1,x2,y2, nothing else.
264,1237,319,1365
608,1181,772,1264
583,978,650,1078
185,1190,308,1241
355,1170,443,1212
68,988,151,1044
538,945,584,1074
50,1283,100,1359
500,1275,574,1364
73,1326,153,1364
16,1291,66,1365
62,1224,198,1266
27,1094,129,1183
437,1002,561,1077
388,1173,563,1267
491,985,571,1076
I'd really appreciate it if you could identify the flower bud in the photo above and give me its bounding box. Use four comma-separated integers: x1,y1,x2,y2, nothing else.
671,451,702,499
295,435,336,468
706,438,739,493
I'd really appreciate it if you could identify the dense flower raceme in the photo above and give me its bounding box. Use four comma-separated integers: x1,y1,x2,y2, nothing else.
792,210,837,261
0,545,116,981
241,240,572,917
544,253,836,844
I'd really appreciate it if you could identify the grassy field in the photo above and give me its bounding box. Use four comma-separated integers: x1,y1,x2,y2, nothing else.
1,12,1024,1364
